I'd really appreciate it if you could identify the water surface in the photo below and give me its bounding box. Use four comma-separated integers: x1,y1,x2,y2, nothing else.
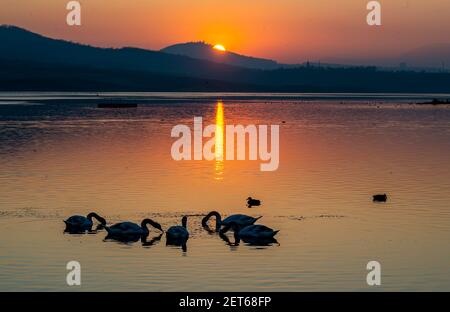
0,93,449,291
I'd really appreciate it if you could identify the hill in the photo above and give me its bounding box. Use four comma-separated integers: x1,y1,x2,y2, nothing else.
161,42,280,70
1,25,450,93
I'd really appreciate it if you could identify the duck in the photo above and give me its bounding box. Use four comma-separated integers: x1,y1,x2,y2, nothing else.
220,222,279,240
201,211,262,232
105,219,163,237
64,212,106,229
373,194,387,202
247,197,261,207
166,216,189,241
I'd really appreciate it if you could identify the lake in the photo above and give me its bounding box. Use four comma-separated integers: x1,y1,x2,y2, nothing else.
0,92,449,291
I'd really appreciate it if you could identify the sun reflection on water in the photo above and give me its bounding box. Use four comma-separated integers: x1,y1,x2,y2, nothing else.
215,101,224,180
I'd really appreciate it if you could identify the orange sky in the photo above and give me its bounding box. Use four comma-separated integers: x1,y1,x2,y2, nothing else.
1,0,449,63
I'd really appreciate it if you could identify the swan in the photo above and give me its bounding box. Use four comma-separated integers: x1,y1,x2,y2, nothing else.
373,194,387,202
166,216,189,241
105,219,163,237
220,222,279,240
247,197,261,207
64,212,106,228
219,227,279,247
238,225,279,239
202,211,262,232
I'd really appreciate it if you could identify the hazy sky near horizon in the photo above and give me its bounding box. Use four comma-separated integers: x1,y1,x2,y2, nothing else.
1,0,449,63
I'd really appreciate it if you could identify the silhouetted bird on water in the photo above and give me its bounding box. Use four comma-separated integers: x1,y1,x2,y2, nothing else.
373,194,387,202
220,222,279,241
202,211,262,232
64,212,106,230
247,197,261,207
166,216,189,252
166,216,189,241
219,228,278,247
104,219,163,237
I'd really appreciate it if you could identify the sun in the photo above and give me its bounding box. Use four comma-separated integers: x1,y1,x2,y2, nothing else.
213,44,226,52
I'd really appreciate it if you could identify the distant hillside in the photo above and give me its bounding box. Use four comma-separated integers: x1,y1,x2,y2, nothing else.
1,25,450,93
323,43,450,72
0,25,249,80
0,59,262,92
399,43,450,69
161,42,280,70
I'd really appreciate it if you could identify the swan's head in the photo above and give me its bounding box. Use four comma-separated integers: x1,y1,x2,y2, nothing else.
152,222,164,232
201,211,221,229
247,197,253,200
87,212,107,225
142,219,164,232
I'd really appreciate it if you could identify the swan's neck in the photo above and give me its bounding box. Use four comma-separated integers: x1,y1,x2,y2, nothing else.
140,221,151,233
219,224,231,234
202,211,222,231
87,213,103,224
233,231,240,244
214,214,222,231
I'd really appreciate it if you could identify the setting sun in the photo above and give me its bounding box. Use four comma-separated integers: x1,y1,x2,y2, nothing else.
213,44,226,52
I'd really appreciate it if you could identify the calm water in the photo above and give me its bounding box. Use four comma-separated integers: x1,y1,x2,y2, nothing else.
0,93,449,291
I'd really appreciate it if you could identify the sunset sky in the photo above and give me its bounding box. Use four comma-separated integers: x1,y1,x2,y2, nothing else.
1,0,449,63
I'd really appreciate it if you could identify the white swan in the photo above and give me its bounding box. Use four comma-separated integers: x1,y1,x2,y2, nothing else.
221,222,279,239
202,211,261,231
166,216,189,241
105,219,163,237
64,212,106,228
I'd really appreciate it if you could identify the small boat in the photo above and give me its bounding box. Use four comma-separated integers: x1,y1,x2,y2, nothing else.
417,98,450,105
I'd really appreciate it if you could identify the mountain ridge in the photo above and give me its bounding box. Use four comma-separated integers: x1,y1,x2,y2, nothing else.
161,42,280,70
1,25,450,93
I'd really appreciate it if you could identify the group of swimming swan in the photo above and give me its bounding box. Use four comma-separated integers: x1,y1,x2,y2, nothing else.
63,210,279,247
